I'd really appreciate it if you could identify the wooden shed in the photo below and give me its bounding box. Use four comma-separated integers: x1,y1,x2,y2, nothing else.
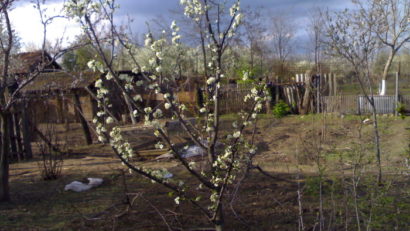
19,71,158,124
20,71,101,124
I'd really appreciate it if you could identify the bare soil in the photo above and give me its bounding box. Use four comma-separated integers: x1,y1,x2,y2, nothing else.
1,115,409,230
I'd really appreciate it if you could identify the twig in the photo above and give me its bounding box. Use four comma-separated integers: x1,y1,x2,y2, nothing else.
141,196,173,231
297,165,305,231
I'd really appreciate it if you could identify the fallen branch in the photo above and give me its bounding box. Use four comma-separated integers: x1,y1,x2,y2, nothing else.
250,165,293,183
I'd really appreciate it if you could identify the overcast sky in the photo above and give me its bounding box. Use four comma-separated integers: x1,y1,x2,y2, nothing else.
12,0,353,51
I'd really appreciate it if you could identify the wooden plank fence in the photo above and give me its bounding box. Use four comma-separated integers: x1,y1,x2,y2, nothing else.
322,95,358,114
219,88,254,114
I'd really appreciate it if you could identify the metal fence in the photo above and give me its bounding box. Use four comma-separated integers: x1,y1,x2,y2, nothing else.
358,96,396,114
322,95,403,114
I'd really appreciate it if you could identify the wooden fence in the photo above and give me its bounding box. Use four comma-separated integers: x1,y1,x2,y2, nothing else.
219,88,254,114
174,87,257,115
322,95,359,114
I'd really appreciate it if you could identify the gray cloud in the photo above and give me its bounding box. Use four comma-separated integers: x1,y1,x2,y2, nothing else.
115,0,353,33
13,0,353,50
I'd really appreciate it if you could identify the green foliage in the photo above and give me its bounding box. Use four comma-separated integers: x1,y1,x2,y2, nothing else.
236,68,255,86
62,45,100,71
61,34,110,71
272,100,290,118
237,78,255,85
396,103,406,119
234,59,264,79
303,176,344,197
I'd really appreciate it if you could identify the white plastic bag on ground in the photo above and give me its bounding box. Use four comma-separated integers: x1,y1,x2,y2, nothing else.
64,178,104,192
64,181,92,192
87,178,103,187
182,145,206,158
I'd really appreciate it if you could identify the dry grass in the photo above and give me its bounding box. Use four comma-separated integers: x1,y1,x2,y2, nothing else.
1,115,409,230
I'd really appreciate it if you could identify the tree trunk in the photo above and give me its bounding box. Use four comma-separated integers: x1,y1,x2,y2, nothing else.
123,93,137,125
21,102,32,159
214,205,224,231
73,93,93,145
265,76,272,114
368,96,383,184
380,50,395,95
275,77,280,104
200,30,208,77
380,79,387,96
0,112,10,202
250,42,254,70
8,114,17,161
12,113,23,161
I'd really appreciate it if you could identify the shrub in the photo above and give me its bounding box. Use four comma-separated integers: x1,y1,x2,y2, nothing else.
396,102,406,119
273,100,291,118
36,124,64,180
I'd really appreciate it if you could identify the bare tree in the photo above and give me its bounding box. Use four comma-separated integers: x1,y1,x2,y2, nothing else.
0,0,14,202
269,15,295,77
241,7,267,73
324,8,383,184
353,0,410,95
307,8,325,74
0,0,70,202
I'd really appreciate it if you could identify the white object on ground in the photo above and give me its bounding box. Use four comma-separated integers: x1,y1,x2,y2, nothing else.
164,173,173,179
155,152,174,160
64,178,104,192
156,144,211,160
182,145,206,158
87,178,103,187
64,181,93,192
362,118,372,124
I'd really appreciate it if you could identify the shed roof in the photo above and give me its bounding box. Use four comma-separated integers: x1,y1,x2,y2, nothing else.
10,51,61,75
21,71,101,93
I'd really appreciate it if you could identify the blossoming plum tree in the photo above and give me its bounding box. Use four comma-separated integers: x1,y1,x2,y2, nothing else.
64,0,268,229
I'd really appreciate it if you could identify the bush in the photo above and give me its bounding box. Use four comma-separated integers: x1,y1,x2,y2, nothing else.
273,100,291,118
36,124,65,180
396,102,406,119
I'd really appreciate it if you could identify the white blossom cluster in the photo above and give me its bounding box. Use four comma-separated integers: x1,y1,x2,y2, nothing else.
64,0,117,23
171,20,181,45
109,127,135,160
144,32,167,74
87,60,105,73
227,1,242,38
148,168,173,182
180,0,204,21
64,0,93,19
